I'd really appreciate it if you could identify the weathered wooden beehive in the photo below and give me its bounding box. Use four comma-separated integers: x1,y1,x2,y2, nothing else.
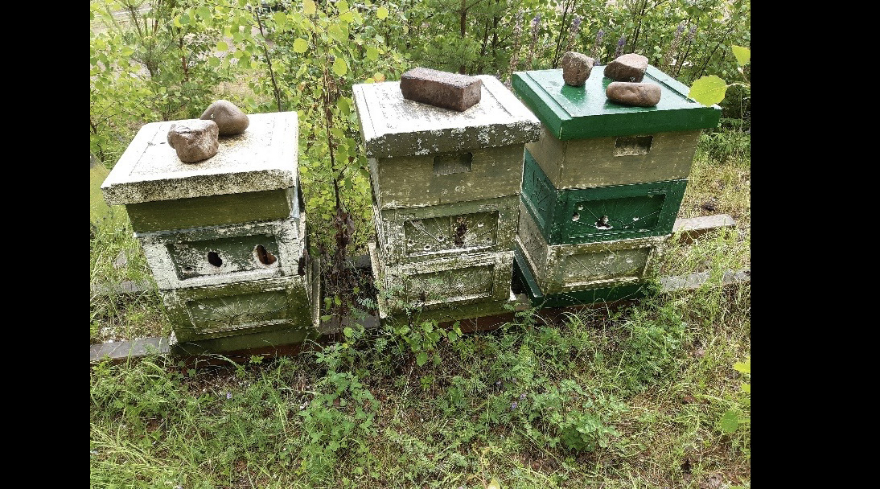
511,65,721,307
101,111,320,352
353,75,541,322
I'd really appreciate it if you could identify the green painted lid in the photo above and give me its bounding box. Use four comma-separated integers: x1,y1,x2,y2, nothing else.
511,65,720,140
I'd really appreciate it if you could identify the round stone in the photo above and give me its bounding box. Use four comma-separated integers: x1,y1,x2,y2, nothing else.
200,100,250,136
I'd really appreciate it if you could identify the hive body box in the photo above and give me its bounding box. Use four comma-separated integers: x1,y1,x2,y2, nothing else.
520,150,686,245
354,75,541,320
511,65,720,306
101,112,319,350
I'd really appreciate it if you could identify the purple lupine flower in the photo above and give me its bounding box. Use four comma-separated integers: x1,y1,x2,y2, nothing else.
508,10,524,79
665,23,686,70
520,393,527,400
527,13,542,68
687,25,697,43
614,34,626,58
511,402,518,410
593,29,605,64
226,392,233,399
566,15,582,52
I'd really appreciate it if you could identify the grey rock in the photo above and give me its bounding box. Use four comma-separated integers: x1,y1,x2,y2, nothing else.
606,81,662,107
166,120,220,163
200,100,250,136
400,67,482,112
561,51,595,87
603,53,649,82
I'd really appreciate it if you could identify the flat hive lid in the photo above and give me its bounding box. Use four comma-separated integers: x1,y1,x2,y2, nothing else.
353,75,541,159
512,65,721,140
102,111,299,205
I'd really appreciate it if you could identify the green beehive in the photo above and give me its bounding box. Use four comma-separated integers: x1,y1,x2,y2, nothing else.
521,149,686,245
101,112,301,233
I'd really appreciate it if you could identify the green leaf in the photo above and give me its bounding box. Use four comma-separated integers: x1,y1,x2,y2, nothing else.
416,352,429,366
732,45,751,67
488,479,501,489
377,6,388,19
740,383,751,394
338,0,349,12
718,409,740,434
733,357,750,374
273,11,288,29
337,97,351,115
688,75,727,106
332,57,348,76
216,41,229,51
343,327,354,338
179,13,190,25
366,46,378,61
329,24,347,43
293,38,309,53
303,0,316,15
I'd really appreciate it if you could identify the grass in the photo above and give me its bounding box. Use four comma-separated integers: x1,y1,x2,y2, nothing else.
90,101,750,489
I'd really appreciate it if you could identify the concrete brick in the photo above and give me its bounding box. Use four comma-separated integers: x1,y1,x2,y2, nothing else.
373,195,519,265
353,75,541,159
137,207,308,290
399,67,482,112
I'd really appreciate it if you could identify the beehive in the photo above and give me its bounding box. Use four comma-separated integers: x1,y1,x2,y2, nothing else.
354,75,541,319
101,111,319,350
511,65,720,306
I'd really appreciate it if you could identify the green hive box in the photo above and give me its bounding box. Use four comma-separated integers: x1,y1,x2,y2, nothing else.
521,149,686,245
513,251,652,309
101,112,301,233
137,205,307,290
373,195,519,265
369,242,514,320
526,127,701,189
368,144,527,209
511,65,720,141
516,201,665,295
